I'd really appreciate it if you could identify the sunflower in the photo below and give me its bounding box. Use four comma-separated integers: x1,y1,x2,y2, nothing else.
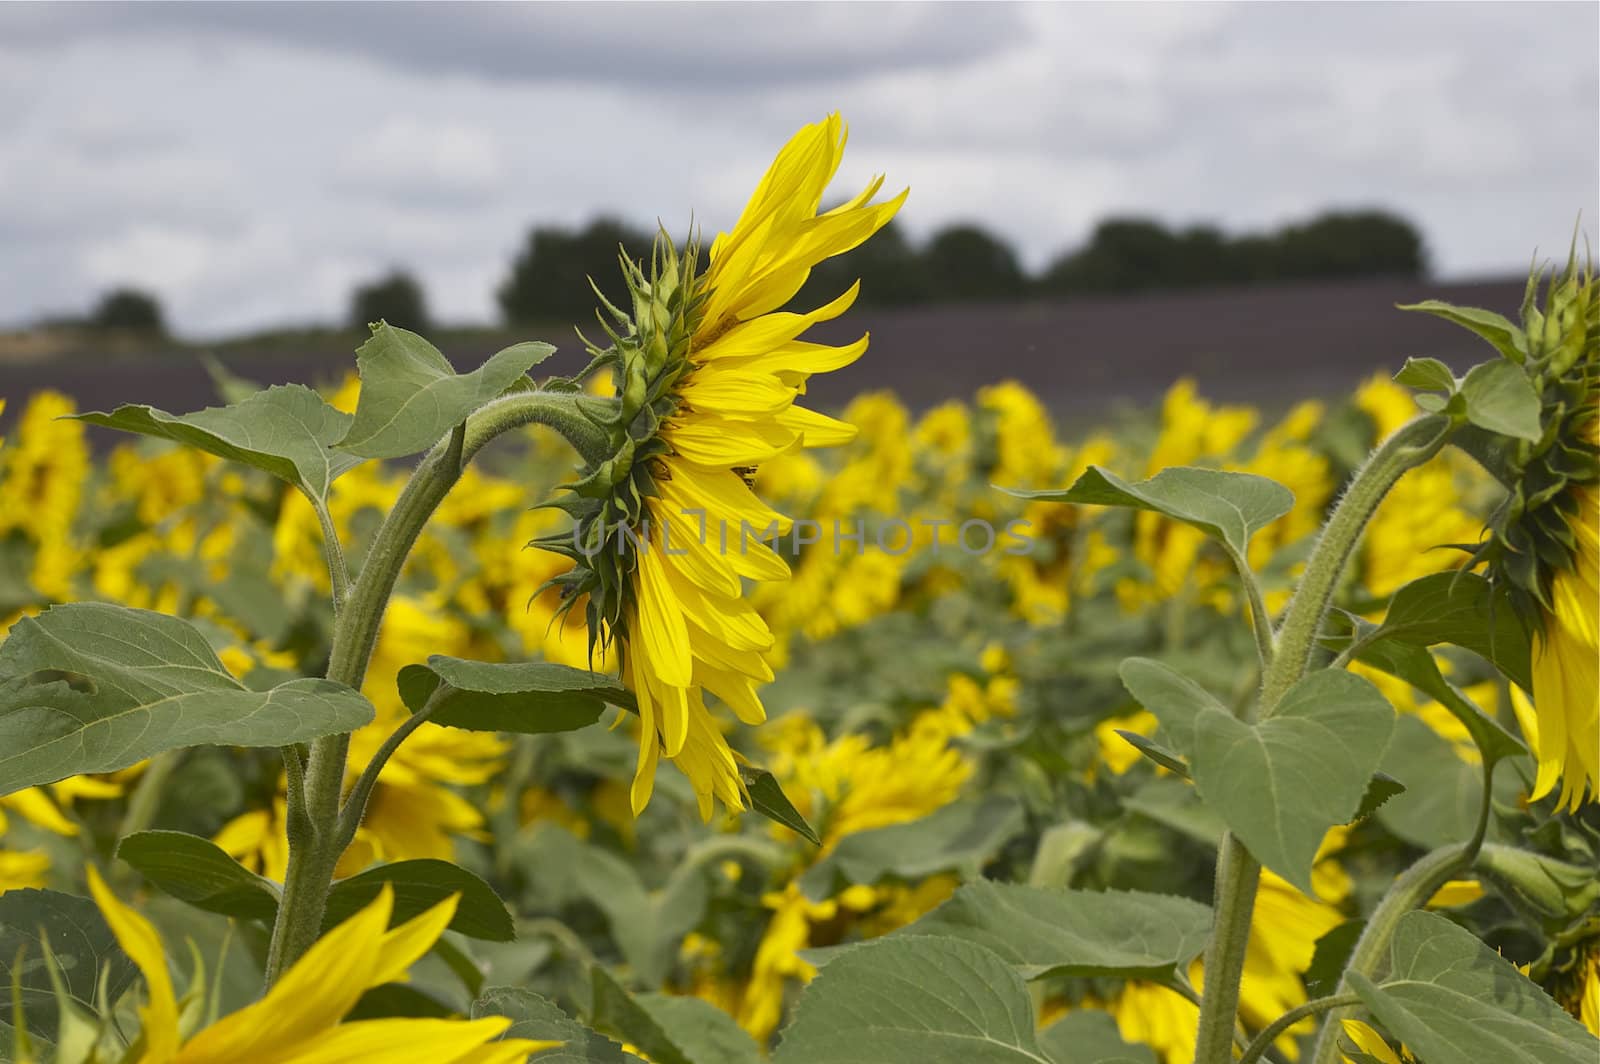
1441,257,1599,810
85,868,553,1062
537,115,904,818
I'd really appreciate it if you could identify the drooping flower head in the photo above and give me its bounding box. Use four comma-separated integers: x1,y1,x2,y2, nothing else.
536,115,904,818
1445,253,1598,810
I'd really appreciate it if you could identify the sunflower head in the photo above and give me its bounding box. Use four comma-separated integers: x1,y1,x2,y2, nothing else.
532,233,705,658
1458,252,1598,619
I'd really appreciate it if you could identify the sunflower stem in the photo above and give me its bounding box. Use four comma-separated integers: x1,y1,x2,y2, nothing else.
262,388,617,987
1305,758,1496,1064
1241,994,1362,1064
1193,413,1452,1064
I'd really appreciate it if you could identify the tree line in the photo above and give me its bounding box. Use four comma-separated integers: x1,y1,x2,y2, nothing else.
64,209,1426,339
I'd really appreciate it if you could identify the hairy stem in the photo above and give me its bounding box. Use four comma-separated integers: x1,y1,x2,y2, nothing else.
262,389,615,986
1193,414,1452,1064
1241,994,1362,1064
1306,758,1495,1064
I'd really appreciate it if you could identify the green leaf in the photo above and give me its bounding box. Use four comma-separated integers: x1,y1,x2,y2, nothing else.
1346,632,1526,764
1348,910,1595,1064
590,967,695,1064
1117,657,1230,757
903,883,1211,982
471,987,644,1063
798,796,1025,901
1393,357,1458,393
1004,466,1294,558
632,995,763,1064
1191,670,1395,893
1038,1012,1156,1064
1114,731,1190,778
741,767,820,845
1303,919,1364,997
1351,773,1406,824
397,656,629,734
116,831,279,921
1376,716,1491,849
0,603,374,795
75,384,361,503
347,983,456,1020
591,973,762,1064
324,859,513,942
337,324,554,459
1459,359,1543,442
0,889,137,1042
1355,572,1533,694
1398,300,1528,363
774,936,1050,1063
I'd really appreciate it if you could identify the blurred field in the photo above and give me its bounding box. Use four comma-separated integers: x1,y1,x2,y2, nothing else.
2,276,1522,431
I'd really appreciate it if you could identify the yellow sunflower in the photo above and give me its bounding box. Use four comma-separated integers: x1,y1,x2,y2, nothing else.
1444,260,1600,811
86,867,553,1062
540,114,904,818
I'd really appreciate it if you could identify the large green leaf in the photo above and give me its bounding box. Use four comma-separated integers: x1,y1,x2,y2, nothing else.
1004,466,1294,558
0,889,137,1041
1376,716,1494,850
631,995,763,1064
1038,1012,1156,1064
396,656,629,734
324,859,513,941
116,831,279,921
1117,657,1231,757
0,603,374,795
1348,911,1595,1064
903,883,1211,982
1398,300,1527,363
774,936,1050,1063
1191,669,1394,893
471,987,644,1063
798,796,1025,901
337,323,554,458
75,384,361,503
591,969,762,1064
1458,359,1542,441
1352,572,1533,693
1345,630,1526,764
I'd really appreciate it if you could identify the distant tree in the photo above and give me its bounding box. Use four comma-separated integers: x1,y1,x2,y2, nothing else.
922,224,1027,302
350,270,431,333
1041,218,1184,294
90,288,165,335
791,221,932,308
498,218,652,327
1269,210,1426,280
1040,209,1426,296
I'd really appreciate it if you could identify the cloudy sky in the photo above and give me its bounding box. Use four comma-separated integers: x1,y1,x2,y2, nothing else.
2,2,1595,337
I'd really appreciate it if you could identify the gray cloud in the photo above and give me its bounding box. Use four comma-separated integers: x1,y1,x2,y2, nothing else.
0,2,1593,336
0,2,1029,88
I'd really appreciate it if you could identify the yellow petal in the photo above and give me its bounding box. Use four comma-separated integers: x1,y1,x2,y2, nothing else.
87,866,181,1064
180,887,394,1062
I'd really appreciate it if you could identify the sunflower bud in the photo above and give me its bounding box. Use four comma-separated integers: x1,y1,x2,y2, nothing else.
1478,843,1600,925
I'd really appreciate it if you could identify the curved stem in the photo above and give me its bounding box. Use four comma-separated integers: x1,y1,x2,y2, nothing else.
1259,415,1450,717
1224,544,1276,669
1193,414,1452,1064
310,496,350,612
1241,994,1362,1064
1306,758,1496,1064
262,389,614,986
331,685,447,857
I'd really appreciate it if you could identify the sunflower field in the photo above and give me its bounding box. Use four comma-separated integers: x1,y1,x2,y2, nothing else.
0,118,1596,1064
